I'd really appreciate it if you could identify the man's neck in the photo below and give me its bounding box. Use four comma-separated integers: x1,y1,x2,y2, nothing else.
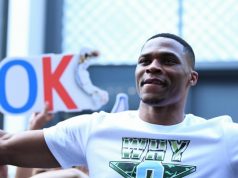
138,102,185,125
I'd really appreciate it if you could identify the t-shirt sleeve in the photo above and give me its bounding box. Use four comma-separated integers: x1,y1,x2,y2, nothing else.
223,116,238,175
43,113,97,168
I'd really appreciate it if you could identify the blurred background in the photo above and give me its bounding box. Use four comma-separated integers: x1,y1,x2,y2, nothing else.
1,0,238,132
0,0,238,134
0,0,238,177
0,0,238,128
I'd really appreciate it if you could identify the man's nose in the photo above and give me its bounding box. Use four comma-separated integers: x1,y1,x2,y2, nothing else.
146,59,162,74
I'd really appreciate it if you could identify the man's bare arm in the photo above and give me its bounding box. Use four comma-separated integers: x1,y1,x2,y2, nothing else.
30,168,89,178
0,129,60,168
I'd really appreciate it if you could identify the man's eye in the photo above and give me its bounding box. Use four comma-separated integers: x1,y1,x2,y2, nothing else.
163,58,178,65
139,58,151,65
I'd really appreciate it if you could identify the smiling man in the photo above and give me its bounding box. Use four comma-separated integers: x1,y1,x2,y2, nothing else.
136,34,198,125
0,33,238,178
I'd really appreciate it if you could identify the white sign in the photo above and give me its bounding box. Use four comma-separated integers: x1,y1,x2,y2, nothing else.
0,52,109,115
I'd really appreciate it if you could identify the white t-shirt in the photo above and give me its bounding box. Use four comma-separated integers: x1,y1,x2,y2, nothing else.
43,111,238,178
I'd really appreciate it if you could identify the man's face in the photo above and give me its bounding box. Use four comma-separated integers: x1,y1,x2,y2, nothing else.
135,37,197,107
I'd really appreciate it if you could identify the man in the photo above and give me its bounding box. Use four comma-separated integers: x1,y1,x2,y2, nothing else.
1,33,238,178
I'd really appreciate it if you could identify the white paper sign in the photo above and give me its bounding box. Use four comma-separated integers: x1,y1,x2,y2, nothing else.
0,53,109,115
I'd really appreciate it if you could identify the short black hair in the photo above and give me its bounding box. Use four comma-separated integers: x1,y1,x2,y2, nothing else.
145,33,195,69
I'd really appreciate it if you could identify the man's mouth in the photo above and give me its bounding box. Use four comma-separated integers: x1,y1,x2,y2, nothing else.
141,78,167,87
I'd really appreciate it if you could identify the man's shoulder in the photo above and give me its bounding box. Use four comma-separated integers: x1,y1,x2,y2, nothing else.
184,114,238,138
186,114,234,126
209,115,233,123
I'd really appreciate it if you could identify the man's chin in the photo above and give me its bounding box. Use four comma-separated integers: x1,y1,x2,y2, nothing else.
141,97,165,106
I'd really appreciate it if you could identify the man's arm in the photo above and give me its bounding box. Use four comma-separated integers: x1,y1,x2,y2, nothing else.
15,103,56,178
0,129,60,168
30,168,89,178
0,165,8,178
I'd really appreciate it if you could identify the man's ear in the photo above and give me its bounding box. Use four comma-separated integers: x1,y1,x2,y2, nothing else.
189,70,198,86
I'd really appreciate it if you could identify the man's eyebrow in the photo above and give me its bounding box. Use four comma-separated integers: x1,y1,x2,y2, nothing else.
139,53,151,58
139,52,179,59
160,52,179,59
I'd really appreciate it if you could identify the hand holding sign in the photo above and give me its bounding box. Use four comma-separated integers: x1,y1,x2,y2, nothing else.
28,102,54,130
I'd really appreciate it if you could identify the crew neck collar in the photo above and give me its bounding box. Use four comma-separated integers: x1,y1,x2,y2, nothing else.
130,111,191,131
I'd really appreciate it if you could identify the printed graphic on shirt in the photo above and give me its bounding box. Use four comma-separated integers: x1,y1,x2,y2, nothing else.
109,137,196,178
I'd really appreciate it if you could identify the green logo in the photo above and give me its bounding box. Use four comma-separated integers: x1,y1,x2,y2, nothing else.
110,161,196,178
110,137,196,177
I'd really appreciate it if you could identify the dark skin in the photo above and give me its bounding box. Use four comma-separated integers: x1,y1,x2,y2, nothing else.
136,37,198,125
0,129,59,167
0,36,198,168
